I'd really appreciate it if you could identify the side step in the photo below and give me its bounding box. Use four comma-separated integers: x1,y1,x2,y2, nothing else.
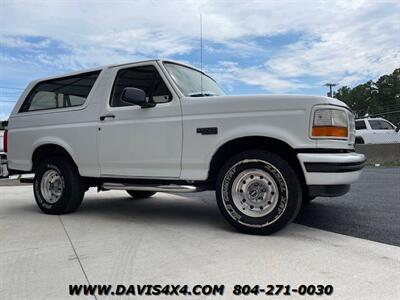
20,177,34,184
102,182,201,193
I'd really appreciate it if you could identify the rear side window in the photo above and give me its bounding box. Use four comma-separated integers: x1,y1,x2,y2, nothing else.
369,120,394,130
110,65,172,107
19,71,100,112
355,120,367,130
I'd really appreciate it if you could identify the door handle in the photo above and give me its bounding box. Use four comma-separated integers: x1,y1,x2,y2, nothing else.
99,114,115,121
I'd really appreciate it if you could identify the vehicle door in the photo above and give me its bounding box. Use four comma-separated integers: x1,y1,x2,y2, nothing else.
97,62,182,178
368,119,396,144
378,120,400,143
355,120,368,143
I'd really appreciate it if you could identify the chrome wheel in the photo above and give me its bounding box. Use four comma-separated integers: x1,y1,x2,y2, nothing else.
231,168,279,218
40,169,65,204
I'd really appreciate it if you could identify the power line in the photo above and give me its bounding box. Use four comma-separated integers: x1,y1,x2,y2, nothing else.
0,86,24,90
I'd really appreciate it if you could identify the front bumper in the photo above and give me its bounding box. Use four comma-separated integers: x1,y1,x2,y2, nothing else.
297,152,366,186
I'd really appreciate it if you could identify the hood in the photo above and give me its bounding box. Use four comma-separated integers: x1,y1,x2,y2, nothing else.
183,94,349,113
323,96,350,108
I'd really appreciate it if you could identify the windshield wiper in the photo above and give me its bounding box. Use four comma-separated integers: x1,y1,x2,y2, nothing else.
188,91,217,97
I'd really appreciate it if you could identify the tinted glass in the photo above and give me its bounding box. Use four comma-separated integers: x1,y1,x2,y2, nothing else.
369,120,394,130
20,71,100,112
355,120,367,130
110,65,172,107
380,121,394,130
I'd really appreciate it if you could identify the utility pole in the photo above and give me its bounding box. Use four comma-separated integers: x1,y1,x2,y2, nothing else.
324,83,337,97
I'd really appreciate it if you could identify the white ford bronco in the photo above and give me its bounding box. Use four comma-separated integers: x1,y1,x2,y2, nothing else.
4,59,366,234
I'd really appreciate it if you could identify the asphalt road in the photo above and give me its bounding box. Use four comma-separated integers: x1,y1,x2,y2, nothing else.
296,167,400,246
177,167,400,246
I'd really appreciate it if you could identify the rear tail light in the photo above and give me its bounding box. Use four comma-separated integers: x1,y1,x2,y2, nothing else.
3,129,8,153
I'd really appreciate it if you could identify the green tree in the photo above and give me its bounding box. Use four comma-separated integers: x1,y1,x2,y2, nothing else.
334,68,400,125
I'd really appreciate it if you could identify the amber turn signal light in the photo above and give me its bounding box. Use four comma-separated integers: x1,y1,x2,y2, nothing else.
312,126,348,137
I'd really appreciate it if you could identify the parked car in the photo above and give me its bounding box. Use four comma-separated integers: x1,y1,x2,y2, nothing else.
3,59,366,234
355,117,400,144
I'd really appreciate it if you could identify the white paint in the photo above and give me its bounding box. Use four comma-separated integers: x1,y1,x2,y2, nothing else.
6,60,363,189
356,117,400,144
298,153,365,185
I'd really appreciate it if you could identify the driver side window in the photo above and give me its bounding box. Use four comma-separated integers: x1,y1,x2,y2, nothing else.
381,121,394,130
110,65,172,107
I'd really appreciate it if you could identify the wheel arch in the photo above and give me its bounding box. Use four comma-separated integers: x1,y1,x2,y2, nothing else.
32,143,79,174
355,136,365,144
207,136,305,188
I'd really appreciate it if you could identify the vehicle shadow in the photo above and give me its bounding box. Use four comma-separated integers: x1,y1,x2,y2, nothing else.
76,191,231,231
295,198,400,247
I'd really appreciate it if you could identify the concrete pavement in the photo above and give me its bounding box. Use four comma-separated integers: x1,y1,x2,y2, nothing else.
1,186,399,299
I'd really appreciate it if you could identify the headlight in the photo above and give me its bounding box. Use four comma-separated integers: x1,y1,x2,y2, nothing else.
311,108,348,139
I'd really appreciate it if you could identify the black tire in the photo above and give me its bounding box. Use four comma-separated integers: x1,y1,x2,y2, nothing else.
355,136,364,144
126,191,156,199
302,195,316,206
33,157,84,214
216,150,302,235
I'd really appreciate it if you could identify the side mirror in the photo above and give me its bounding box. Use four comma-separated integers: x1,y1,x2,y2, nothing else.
121,87,155,108
395,122,400,132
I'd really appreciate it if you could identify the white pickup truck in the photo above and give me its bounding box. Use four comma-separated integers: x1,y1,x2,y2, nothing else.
4,59,366,234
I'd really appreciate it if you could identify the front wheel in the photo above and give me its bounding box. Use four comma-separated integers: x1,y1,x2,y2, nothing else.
216,150,302,235
34,157,84,214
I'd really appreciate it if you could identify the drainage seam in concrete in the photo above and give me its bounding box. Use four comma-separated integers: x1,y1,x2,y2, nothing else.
59,216,98,300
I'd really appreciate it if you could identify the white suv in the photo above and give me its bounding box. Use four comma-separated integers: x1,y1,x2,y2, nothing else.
3,59,365,234
355,117,400,144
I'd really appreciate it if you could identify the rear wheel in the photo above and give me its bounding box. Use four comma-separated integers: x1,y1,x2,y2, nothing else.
216,150,302,235
126,191,156,199
34,157,84,214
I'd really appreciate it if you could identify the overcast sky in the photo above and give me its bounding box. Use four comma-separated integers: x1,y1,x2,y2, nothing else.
0,0,399,119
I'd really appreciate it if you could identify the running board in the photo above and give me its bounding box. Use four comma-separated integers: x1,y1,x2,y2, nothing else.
102,182,201,193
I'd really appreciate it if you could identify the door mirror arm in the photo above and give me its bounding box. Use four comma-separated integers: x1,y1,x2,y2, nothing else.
121,87,156,108
395,122,400,132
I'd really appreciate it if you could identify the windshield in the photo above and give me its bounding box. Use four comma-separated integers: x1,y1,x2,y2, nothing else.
163,62,225,97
